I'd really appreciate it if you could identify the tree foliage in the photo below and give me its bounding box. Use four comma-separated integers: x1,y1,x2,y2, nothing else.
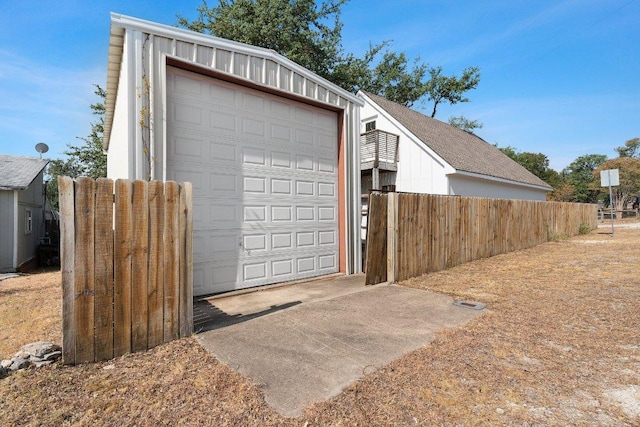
614,137,640,158
448,115,483,133
498,146,562,189
424,66,480,117
178,0,346,83
178,0,481,112
46,85,107,209
562,154,607,203
595,157,640,213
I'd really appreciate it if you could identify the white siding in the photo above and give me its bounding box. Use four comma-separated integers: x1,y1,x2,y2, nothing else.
360,95,549,201
105,14,363,283
360,99,452,195
107,29,134,180
449,174,548,201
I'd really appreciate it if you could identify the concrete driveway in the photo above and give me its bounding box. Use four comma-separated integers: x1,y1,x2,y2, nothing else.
196,274,483,417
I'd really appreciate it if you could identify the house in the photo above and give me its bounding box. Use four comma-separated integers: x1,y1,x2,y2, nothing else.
0,155,49,272
358,91,553,201
104,14,363,296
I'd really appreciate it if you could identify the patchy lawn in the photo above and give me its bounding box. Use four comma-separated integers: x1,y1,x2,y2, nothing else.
1,225,639,426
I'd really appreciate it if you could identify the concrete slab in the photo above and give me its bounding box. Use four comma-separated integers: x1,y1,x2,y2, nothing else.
196,275,482,417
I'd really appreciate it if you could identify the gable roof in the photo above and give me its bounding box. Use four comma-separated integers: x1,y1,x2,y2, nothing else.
105,13,363,150
361,91,553,190
0,155,49,191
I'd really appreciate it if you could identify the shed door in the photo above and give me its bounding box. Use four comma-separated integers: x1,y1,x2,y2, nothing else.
166,66,339,296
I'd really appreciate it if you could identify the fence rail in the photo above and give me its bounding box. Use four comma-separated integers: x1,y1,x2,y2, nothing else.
59,176,193,365
365,193,598,285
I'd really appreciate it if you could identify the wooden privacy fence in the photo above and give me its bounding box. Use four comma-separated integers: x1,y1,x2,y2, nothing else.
59,176,193,365
365,193,598,285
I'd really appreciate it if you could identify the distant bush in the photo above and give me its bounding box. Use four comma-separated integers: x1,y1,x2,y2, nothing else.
578,223,591,235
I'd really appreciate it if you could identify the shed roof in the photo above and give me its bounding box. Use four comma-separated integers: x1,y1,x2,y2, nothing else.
0,155,49,191
361,91,553,190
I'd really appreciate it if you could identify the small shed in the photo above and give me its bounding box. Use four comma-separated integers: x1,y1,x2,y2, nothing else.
359,91,553,200
0,155,49,272
104,14,363,296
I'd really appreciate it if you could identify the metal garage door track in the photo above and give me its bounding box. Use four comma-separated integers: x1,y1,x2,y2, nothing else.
196,274,482,417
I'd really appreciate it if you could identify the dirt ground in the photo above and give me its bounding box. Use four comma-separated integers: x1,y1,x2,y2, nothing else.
0,222,638,426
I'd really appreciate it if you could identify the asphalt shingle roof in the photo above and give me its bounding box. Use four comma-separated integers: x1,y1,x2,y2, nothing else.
363,92,552,190
0,155,49,191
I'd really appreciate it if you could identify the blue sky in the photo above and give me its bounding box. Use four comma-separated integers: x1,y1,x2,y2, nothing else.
0,0,638,171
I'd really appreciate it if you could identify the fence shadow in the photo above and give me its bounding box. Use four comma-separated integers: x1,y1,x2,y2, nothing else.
193,300,301,332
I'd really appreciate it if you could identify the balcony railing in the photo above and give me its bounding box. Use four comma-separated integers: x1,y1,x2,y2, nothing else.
360,129,399,171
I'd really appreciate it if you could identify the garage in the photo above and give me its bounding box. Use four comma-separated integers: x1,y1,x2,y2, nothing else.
166,67,340,295
104,14,363,297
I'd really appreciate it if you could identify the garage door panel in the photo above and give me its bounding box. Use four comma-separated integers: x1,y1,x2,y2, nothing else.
167,66,338,295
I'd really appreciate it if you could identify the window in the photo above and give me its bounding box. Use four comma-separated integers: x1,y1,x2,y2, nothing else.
365,120,376,132
25,209,32,234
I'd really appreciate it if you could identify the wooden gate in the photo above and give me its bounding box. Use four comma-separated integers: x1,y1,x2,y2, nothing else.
59,176,193,365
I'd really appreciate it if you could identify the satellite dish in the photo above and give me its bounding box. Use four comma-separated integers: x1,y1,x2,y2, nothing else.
35,143,49,158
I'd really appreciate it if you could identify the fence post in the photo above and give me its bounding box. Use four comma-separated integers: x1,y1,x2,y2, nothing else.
59,176,76,365
179,182,193,337
387,192,398,283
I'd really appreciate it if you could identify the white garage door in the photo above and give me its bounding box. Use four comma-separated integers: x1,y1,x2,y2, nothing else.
166,67,339,296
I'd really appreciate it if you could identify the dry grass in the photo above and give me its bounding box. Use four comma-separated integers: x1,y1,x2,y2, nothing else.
0,268,62,358
1,226,639,426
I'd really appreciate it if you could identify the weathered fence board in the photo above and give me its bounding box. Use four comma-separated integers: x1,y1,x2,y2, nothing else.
364,192,388,285
164,181,180,343
59,177,75,364
94,178,114,361
131,180,149,353
113,179,132,358
59,177,193,365
365,193,598,285
147,181,165,349
74,177,95,363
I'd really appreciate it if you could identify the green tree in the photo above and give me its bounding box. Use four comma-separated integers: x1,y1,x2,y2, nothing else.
448,115,483,133
498,146,562,189
562,154,607,203
595,157,640,215
178,0,346,83
424,66,481,118
614,137,640,158
46,85,107,209
178,0,481,112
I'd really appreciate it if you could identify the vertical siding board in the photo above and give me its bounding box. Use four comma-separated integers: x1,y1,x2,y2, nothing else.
164,181,180,342
147,181,165,348
179,182,194,338
59,176,76,365
94,178,114,361
131,180,149,352
114,179,133,358
74,177,95,363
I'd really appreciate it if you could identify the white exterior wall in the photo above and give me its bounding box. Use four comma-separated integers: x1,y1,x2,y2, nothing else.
106,33,134,180
105,14,363,274
360,98,452,195
0,191,15,271
449,174,548,201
